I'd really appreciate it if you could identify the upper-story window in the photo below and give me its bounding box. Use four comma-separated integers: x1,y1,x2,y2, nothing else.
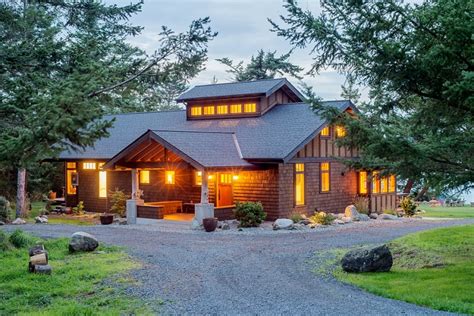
203,106,215,115
336,126,346,137
191,107,202,116
320,126,330,137
230,104,242,114
189,100,258,118
244,103,257,113
217,105,228,114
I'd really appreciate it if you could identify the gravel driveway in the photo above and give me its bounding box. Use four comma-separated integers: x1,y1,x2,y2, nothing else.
3,218,472,315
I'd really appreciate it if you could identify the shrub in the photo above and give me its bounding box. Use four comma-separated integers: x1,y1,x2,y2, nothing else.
353,196,369,215
110,189,128,217
234,202,266,227
0,231,13,251
401,196,417,216
0,196,11,222
383,209,397,215
73,201,85,215
9,230,35,248
290,212,303,223
310,211,335,225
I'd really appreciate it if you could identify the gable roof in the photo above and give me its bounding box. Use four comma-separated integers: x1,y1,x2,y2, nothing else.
59,100,355,164
176,78,304,102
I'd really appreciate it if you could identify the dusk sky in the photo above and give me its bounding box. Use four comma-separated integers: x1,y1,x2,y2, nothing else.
123,0,356,101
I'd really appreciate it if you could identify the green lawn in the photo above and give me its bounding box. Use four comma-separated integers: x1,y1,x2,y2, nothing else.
29,201,96,225
418,205,474,218
0,230,151,315
334,225,474,314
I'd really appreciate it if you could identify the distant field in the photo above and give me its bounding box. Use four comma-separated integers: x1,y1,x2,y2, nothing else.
417,205,474,218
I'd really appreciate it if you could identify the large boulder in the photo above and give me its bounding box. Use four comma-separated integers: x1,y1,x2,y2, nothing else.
341,245,393,272
69,232,99,252
356,214,370,221
35,215,48,224
369,213,379,219
378,214,399,220
273,218,294,230
344,205,360,220
12,218,26,225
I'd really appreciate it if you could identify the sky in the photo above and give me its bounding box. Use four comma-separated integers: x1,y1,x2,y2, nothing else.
123,0,354,101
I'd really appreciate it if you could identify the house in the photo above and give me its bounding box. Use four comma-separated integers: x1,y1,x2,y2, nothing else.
59,78,397,221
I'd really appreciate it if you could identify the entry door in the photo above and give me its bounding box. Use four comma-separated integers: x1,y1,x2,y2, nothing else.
217,173,233,207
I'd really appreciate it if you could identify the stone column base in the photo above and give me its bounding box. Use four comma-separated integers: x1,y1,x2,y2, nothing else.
194,203,215,226
126,199,144,225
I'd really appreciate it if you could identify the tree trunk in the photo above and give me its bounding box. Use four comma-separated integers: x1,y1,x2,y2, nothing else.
16,168,27,218
415,186,429,201
403,179,414,194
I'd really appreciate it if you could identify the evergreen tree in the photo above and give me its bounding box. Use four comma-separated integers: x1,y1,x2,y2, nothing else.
0,0,216,215
217,49,303,81
271,0,474,192
340,74,361,104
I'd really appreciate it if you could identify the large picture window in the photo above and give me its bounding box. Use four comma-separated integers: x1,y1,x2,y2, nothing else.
359,171,368,194
389,175,396,193
165,170,175,185
295,163,305,206
372,171,380,194
320,162,330,192
140,170,150,184
66,162,77,195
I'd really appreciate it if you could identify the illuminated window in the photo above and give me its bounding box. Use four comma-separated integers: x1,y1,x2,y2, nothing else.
321,126,330,137
165,170,175,185
217,105,228,114
381,176,388,193
66,170,77,195
336,126,346,137
190,107,202,116
195,171,202,186
140,170,150,184
220,173,233,184
244,103,257,113
320,162,330,192
83,162,96,170
99,170,107,198
67,162,76,169
372,171,380,194
359,171,368,194
203,106,215,115
230,104,242,114
389,175,396,193
295,163,305,205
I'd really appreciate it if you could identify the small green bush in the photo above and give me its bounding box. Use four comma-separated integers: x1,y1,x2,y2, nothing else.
290,212,303,223
110,189,128,217
310,211,335,225
73,201,85,215
0,231,13,251
234,202,266,227
383,209,397,215
0,196,11,222
353,196,369,215
401,196,417,216
9,230,35,248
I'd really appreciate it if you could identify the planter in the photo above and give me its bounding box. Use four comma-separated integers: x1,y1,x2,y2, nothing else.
203,217,218,232
100,214,114,225
48,191,57,200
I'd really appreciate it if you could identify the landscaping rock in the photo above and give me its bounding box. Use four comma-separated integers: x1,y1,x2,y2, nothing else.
69,232,99,252
341,217,353,223
273,218,294,230
35,215,48,224
356,214,370,221
300,219,311,225
221,223,230,230
12,218,26,225
0,221,5,226
118,218,128,225
34,264,52,275
378,214,399,220
191,218,202,230
334,219,345,225
341,245,393,273
369,213,378,219
344,205,360,220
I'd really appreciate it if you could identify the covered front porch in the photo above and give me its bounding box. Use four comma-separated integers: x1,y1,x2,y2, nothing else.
102,130,254,223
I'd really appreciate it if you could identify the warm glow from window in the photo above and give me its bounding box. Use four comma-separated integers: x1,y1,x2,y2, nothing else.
208,175,214,180
66,170,77,195
203,106,215,115
165,170,175,184
220,174,233,184
140,170,150,184
195,171,202,186
99,171,107,198
232,175,239,181
230,104,242,113
321,162,330,192
381,176,388,193
359,171,368,194
217,105,228,114
321,126,330,137
191,107,202,116
372,171,380,194
83,162,96,170
67,162,76,169
244,103,257,113
389,175,396,193
295,163,305,205
336,126,346,137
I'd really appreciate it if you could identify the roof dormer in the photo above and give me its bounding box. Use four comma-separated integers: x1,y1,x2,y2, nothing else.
176,78,304,120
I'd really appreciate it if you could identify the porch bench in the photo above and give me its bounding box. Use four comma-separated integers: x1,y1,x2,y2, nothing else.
145,201,183,216
137,205,165,219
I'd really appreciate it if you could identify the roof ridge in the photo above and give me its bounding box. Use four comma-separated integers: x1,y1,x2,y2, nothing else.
192,77,285,88
104,109,185,117
152,130,235,135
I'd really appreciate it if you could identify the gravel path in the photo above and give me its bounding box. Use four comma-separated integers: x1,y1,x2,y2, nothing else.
3,218,473,315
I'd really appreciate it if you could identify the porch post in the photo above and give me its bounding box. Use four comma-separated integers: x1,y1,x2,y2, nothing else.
127,168,143,224
193,169,214,228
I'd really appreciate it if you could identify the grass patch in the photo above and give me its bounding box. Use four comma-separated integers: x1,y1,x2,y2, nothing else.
0,230,151,315
417,205,474,218
330,225,474,314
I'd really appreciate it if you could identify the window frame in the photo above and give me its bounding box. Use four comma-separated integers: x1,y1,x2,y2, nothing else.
320,162,331,193
335,125,346,138
165,170,175,185
66,162,77,195
294,163,305,206
320,126,330,138
140,170,150,184
194,171,202,186
372,171,381,194
82,162,97,170
358,171,368,195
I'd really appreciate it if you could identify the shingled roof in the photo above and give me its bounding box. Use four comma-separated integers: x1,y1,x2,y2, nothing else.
176,78,304,102
59,100,355,167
